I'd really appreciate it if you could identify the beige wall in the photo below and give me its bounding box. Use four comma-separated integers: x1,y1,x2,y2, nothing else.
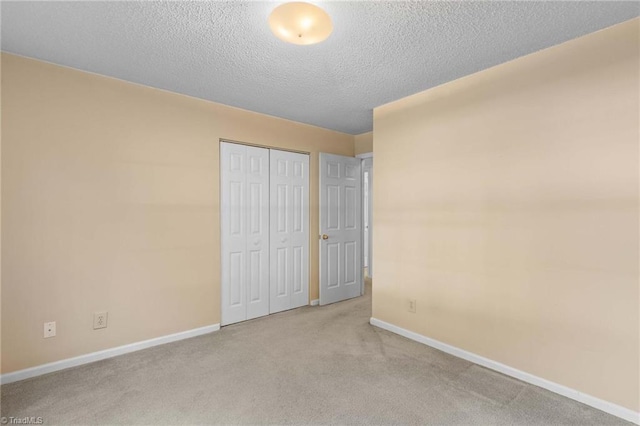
1,53,353,373
354,131,373,155
373,19,639,412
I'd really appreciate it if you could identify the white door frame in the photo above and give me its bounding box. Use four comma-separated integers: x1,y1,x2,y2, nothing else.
355,153,373,159
356,153,372,295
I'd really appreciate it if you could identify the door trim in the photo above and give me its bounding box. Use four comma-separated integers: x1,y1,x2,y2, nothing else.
361,154,373,289
220,138,310,155
355,152,373,159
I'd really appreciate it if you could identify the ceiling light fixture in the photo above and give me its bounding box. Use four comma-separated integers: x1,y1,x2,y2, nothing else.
269,2,333,46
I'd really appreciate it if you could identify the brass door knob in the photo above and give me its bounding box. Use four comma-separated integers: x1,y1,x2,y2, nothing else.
321,234,329,240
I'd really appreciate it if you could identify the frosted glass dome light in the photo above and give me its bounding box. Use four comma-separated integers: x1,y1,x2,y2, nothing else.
269,2,333,45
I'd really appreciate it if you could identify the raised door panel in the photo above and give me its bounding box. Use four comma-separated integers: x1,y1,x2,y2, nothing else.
292,246,303,295
327,185,340,231
275,247,288,297
327,242,340,288
229,252,243,307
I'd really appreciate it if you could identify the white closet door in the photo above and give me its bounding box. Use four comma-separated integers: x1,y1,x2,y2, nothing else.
221,142,269,326
270,149,310,314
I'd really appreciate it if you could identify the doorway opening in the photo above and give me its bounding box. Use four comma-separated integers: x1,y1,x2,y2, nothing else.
360,155,373,282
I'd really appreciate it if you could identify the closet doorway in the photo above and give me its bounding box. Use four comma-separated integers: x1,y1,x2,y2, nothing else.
220,141,310,326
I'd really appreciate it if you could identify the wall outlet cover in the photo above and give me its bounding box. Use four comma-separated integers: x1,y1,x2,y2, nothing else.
44,321,56,338
93,311,108,330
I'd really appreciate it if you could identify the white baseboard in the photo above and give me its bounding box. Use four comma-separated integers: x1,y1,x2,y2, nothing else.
1,323,220,385
369,317,639,425
310,299,319,306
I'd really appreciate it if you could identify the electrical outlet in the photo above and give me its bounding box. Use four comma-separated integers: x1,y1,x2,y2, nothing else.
408,299,417,313
93,311,108,330
44,321,56,338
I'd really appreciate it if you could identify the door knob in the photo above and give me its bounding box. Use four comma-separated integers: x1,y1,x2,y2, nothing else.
321,234,329,240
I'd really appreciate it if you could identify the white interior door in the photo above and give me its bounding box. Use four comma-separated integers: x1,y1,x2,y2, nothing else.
270,149,310,314
319,153,362,305
221,142,270,326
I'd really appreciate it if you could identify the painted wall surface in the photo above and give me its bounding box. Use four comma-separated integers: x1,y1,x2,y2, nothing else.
373,19,639,412
1,53,353,373
354,131,373,155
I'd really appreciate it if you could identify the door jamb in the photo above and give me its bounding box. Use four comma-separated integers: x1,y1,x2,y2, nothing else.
356,152,373,295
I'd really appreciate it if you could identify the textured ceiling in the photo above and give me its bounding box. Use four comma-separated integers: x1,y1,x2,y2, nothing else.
2,1,638,134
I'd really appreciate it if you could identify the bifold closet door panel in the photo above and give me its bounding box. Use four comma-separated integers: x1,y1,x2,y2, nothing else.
221,142,246,326
269,150,310,314
245,146,270,320
221,142,269,326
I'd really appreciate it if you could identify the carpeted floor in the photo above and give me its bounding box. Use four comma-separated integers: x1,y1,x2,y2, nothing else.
1,282,629,425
